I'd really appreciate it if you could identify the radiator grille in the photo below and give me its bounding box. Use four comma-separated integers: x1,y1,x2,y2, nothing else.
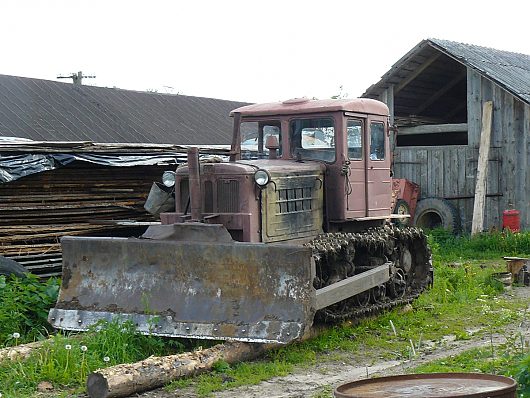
217,179,239,213
277,187,313,214
203,181,213,213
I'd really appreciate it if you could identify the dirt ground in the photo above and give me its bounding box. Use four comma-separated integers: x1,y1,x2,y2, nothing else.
133,286,530,398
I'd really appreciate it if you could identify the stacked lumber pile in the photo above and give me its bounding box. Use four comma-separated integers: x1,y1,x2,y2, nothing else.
0,161,170,277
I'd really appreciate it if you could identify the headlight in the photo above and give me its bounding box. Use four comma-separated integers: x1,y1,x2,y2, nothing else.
162,171,176,187
254,169,270,187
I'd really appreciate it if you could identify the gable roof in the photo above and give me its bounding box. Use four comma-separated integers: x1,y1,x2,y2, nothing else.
0,74,249,145
363,38,530,105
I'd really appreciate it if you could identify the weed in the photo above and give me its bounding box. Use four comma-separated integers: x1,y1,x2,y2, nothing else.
0,274,59,346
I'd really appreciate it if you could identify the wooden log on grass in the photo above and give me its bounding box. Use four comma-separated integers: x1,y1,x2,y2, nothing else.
0,339,50,361
86,341,268,398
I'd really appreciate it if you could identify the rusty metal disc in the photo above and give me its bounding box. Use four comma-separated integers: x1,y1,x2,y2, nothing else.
334,373,517,398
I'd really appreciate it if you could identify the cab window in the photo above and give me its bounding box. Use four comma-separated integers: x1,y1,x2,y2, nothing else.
347,119,363,160
290,118,335,162
240,121,281,159
370,122,385,160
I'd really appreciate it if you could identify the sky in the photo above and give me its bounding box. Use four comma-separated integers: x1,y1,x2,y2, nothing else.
2,0,529,104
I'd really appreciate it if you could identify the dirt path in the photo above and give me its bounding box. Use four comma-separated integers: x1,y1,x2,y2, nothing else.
136,286,530,398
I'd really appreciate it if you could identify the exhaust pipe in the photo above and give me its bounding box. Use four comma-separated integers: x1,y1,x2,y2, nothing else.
187,147,202,222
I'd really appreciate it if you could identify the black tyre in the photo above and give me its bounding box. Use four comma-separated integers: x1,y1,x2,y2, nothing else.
0,256,28,278
413,198,461,233
392,199,411,227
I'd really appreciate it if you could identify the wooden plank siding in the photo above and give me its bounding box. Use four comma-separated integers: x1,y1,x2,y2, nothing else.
393,146,501,231
393,67,530,231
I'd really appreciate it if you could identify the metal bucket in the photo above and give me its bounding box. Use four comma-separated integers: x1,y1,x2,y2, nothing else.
144,182,175,216
334,373,517,398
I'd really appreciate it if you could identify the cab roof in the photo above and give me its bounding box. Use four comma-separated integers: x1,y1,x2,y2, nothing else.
230,98,389,117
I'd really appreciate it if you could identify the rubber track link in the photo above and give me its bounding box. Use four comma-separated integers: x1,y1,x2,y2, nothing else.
305,225,432,323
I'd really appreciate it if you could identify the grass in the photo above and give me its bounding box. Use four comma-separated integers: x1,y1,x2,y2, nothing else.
1,230,530,397
412,348,530,396
0,274,59,345
0,319,190,397
428,228,530,262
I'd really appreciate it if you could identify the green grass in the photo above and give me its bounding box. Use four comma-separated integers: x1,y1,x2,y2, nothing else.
428,228,530,262
413,348,530,396
0,274,59,345
0,320,189,397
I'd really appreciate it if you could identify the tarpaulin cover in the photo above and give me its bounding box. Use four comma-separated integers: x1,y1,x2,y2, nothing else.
0,153,183,183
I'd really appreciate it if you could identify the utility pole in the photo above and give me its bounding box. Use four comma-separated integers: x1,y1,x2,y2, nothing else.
57,71,96,86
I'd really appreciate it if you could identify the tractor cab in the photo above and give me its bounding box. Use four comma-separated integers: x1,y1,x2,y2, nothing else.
231,98,392,225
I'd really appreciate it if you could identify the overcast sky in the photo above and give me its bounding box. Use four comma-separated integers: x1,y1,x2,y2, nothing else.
2,0,529,103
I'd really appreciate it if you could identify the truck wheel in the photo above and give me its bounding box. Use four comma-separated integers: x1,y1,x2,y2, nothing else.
392,199,411,227
413,198,461,233
0,256,28,278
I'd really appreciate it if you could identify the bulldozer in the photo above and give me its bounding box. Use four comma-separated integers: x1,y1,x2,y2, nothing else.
49,98,431,344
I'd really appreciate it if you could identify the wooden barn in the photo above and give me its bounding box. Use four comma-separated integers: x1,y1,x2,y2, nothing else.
363,38,530,232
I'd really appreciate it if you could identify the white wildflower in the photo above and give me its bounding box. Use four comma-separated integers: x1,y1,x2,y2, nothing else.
12,332,20,339
65,344,72,350
80,345,88,352
103,356,110,362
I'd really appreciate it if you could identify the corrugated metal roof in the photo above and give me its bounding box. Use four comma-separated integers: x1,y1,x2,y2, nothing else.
363,39,530,105
0,74,250,144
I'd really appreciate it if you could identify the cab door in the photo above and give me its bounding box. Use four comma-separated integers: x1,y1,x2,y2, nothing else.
346,119,366,217
366,120,392,216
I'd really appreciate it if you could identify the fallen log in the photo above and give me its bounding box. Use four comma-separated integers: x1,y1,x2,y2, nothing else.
86,341,269,398
0,339,50,361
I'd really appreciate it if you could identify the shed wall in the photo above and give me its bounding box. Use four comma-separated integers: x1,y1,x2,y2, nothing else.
393,68,530,231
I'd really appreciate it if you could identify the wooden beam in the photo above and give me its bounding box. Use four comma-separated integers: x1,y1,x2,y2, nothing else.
399,123,467,136
413,70,466,115
471,101,493,235
394,52,442,95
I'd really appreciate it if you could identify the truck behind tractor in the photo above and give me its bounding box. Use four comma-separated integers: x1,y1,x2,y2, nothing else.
49,98,431,344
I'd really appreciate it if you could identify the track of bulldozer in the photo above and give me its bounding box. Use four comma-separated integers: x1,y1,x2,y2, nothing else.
305,225,432,323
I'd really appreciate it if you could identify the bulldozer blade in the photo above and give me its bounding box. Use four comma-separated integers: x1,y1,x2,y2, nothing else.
49,236,315,344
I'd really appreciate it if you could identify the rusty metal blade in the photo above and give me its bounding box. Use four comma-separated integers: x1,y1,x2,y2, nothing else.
49,236,315,343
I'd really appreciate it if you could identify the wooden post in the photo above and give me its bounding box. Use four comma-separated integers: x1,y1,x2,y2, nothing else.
471,101,493,235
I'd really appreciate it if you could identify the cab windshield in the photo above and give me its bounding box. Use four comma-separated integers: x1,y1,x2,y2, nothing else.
290,118,335,162
240,120,281,159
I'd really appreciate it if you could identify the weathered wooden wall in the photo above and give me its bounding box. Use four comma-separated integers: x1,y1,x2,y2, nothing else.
393,146,502,231
393,67,530,231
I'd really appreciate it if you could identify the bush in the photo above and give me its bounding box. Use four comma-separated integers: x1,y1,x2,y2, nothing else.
0,274,60,346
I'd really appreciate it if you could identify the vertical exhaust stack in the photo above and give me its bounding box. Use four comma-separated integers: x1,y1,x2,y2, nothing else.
229,112,242,162
187,147,202,222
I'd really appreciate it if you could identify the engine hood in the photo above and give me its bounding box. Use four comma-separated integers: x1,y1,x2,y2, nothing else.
236,159,326,176
176,159,325,177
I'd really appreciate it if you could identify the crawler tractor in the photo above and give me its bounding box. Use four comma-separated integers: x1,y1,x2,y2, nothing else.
49,98,431,344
